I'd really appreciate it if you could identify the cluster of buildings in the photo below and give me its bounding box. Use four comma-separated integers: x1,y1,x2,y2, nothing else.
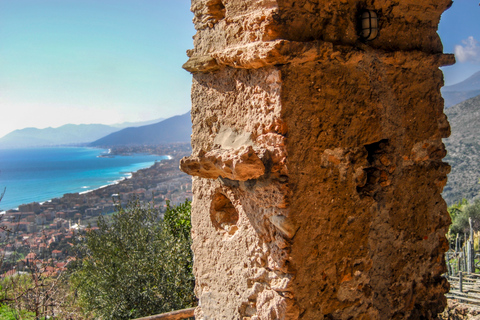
1,225,76,278
0,144,193,277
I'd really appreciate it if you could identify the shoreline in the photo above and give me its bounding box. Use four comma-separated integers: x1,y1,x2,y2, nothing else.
2,162,153,214
77,171,134,196
0,146,176,212
0,144,192,279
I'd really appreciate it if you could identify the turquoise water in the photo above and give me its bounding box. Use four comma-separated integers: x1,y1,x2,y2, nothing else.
0,147,166,211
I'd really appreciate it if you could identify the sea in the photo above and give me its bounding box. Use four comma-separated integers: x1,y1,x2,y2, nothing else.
0,147,168,211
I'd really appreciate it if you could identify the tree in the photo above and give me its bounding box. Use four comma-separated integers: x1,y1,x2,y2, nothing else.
72,199,195,320
448,198,480,247
0,228,82,320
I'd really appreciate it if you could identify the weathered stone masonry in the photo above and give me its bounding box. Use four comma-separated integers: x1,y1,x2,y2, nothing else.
181,1,454,319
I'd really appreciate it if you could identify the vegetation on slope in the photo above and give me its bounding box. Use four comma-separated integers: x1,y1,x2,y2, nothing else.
0,199,195,320
71,199,195,320
443,95,480,205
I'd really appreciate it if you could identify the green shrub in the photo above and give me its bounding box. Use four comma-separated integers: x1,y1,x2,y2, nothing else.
72,199,195,320
448,198,480,243
0,304,36,320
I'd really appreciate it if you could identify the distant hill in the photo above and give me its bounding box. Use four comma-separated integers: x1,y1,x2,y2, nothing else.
111,118,165,129
442,71,480,108
89,112,192,147
0,124,120,149
443,95,480,205
0,118,167,149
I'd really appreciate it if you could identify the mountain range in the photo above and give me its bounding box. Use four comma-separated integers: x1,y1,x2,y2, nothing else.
0,124,118,149
89,112,191,147
442,71,480,108
0,114,190,149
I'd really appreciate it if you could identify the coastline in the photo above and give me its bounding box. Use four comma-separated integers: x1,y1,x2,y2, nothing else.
0,143,192,214
0,144,192,281
2,160,154,213
78,170,136,196
75,152,174,197
0,146,176,212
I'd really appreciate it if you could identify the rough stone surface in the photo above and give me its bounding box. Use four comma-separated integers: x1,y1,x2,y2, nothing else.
181,0,454,319
180,145,266,181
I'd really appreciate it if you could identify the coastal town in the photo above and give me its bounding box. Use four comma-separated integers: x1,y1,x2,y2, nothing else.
0,143,193,276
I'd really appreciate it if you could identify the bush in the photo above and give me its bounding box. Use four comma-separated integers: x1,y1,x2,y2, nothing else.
448,198,480,244
0,303,36,320
72,199,195,320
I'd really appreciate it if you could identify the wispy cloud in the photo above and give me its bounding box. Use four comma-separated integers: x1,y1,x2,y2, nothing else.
455,36,480,63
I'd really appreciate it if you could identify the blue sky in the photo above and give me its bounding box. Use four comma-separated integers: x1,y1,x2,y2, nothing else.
0,0,194,138
0,1,477,138
439,0,480,86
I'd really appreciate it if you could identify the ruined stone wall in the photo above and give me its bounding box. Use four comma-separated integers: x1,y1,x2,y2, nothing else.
181,1,454,319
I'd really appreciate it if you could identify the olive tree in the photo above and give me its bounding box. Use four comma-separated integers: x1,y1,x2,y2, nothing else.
72,200,195,320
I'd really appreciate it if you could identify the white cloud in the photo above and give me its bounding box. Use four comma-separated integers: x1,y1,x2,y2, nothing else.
455,36,480,63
